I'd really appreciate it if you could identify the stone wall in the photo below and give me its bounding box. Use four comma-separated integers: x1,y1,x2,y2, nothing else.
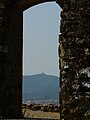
22,103,60,112
0,0,90,119
57,0,90,120
0,0,22,118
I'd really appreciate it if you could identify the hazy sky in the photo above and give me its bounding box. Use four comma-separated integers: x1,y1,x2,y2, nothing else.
23,2,61,76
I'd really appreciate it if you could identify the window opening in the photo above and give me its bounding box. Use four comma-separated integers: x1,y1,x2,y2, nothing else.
23,2,61,119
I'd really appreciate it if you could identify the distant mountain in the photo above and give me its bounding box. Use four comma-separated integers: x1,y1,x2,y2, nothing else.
22,73,59,103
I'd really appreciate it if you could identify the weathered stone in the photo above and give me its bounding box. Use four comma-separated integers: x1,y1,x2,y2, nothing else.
31,105,41,111
58,0,90,119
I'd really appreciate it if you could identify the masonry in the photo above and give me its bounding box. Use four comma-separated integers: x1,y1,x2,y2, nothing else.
57,0,90,120
0,0,90,119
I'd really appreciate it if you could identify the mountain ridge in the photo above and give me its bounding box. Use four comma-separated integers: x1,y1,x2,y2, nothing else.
22,73,59,103
23,72,59,78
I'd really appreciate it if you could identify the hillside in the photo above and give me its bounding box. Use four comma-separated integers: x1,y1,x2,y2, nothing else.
22,73,59,103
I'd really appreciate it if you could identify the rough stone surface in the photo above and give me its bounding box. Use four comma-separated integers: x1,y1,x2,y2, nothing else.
57,0,90,120
0,0,22,118
22,103,60,112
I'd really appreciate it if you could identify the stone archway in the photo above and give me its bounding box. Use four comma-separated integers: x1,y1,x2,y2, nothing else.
0,0,90,119
0,0,59,118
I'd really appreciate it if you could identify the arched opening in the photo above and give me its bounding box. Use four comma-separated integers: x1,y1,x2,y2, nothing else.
22,2,61,119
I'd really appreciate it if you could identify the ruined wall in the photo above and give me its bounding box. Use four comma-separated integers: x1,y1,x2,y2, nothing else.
57,0,90,120
0,0,90,119
0,0,22,118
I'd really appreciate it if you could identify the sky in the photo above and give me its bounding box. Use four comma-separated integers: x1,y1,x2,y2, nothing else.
23,2,61,77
